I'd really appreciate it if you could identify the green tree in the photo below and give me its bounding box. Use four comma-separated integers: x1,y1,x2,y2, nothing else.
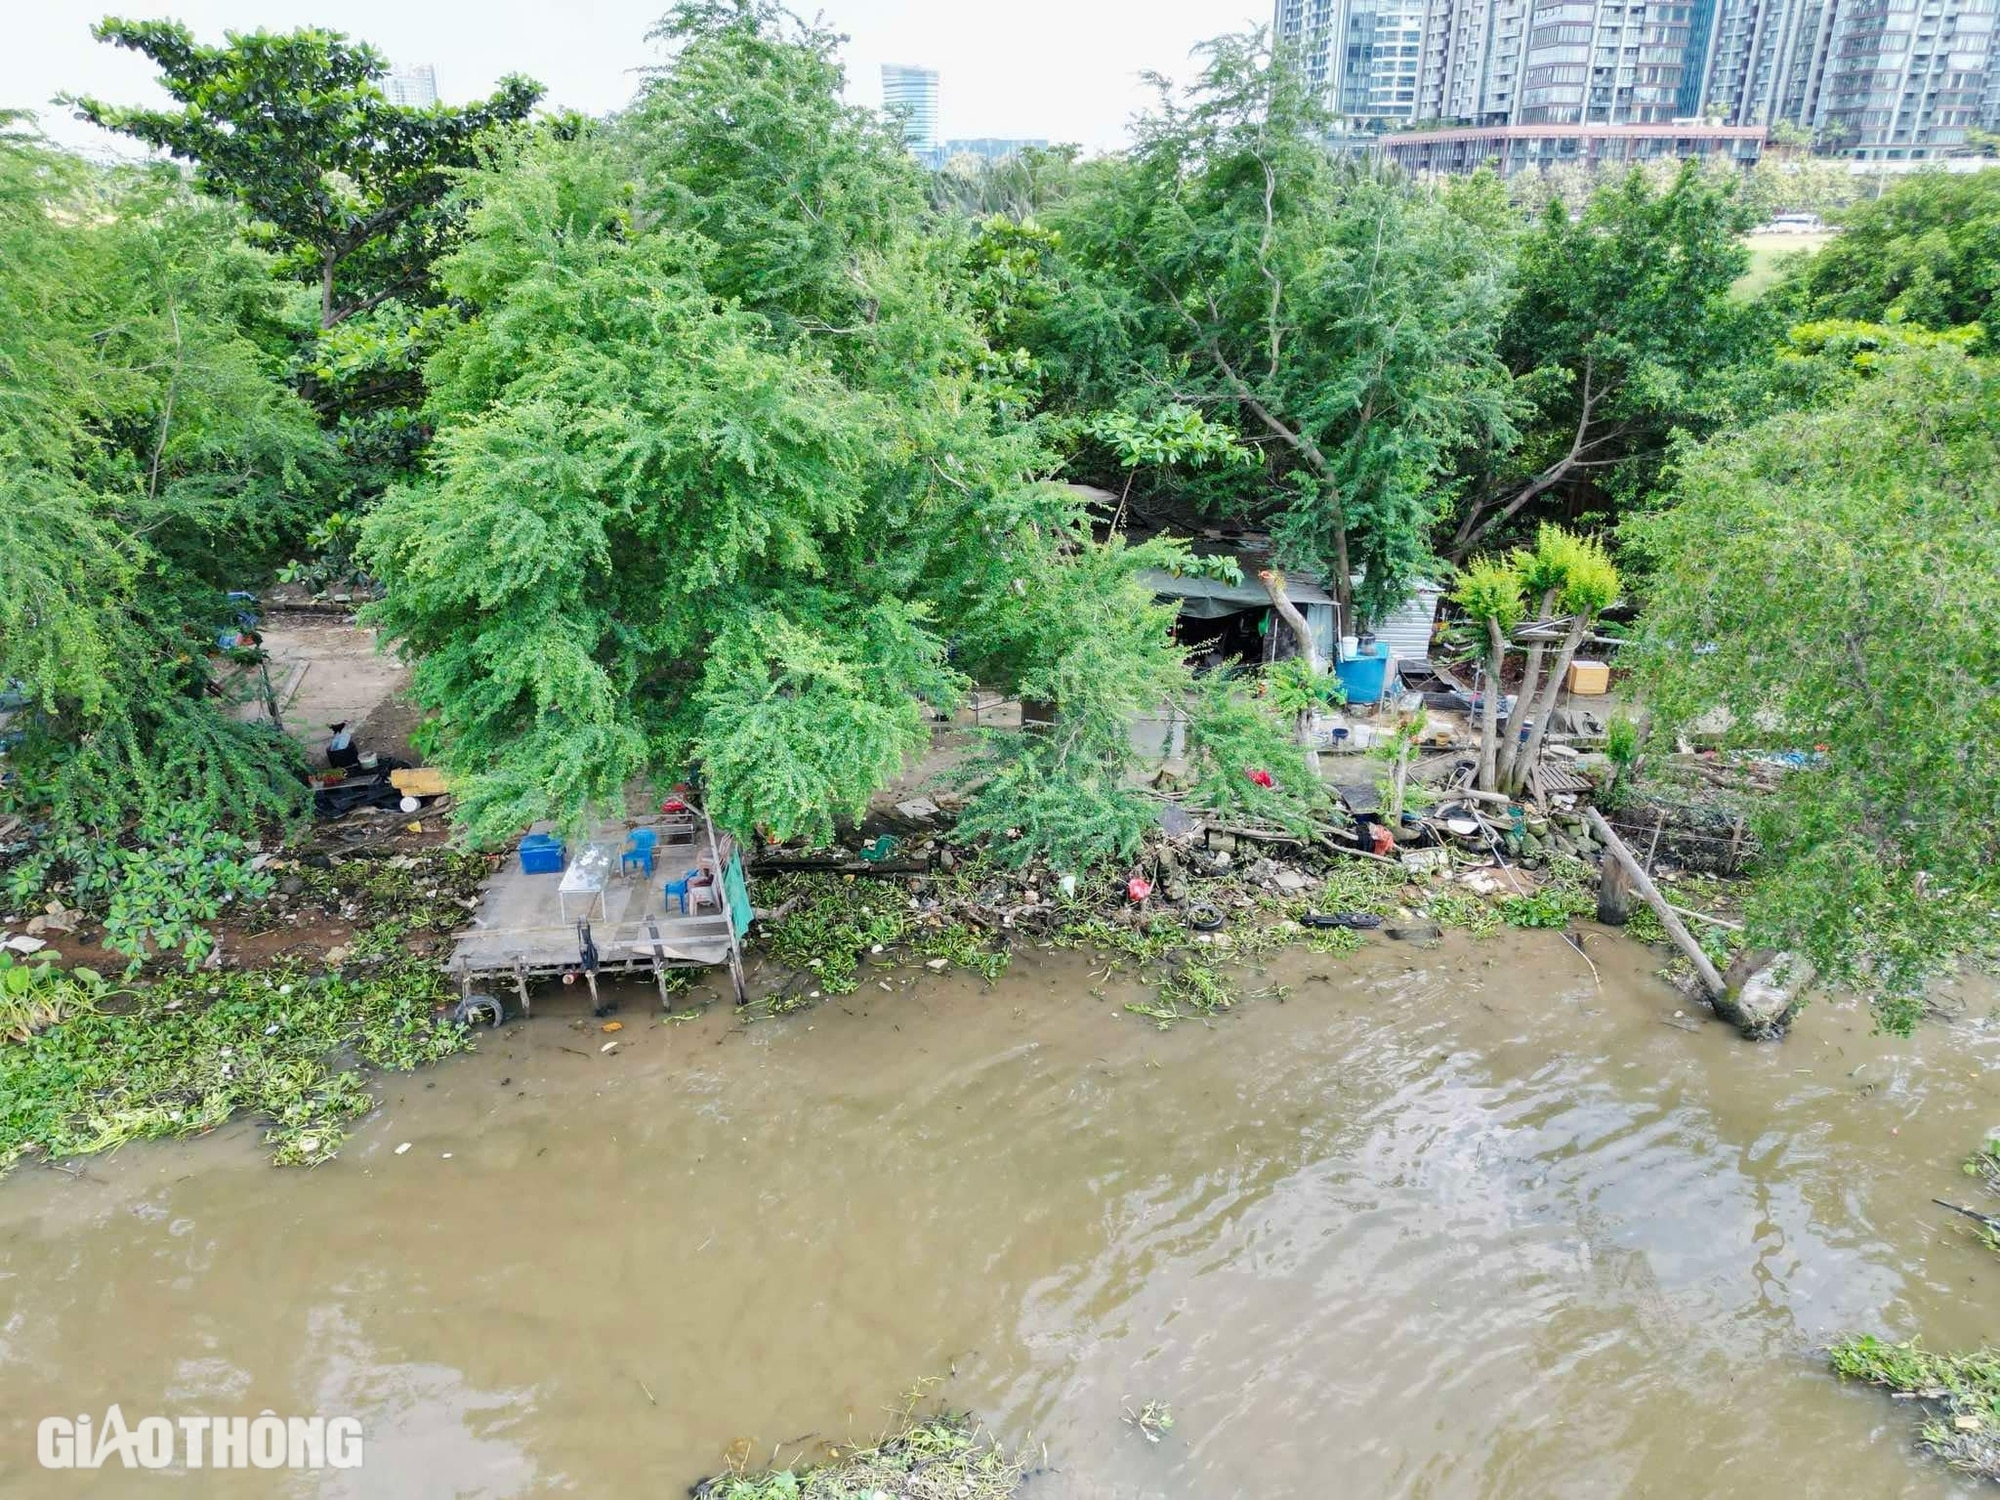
360,4,1204,868
1031,32,1516,627
0,119,333,960
623,0,920,338
71,18,543,331
1628,346,2000,1031
1782,167,2000,342
1447,162,1759,560
1449,557,1524,792
1498,527,1619,795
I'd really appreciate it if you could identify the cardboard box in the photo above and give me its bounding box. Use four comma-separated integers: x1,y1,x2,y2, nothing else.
1566,659,1610,696
390,767,450,798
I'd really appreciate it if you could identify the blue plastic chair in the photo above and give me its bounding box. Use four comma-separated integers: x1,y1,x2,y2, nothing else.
662,867,699,915
622,828,659,878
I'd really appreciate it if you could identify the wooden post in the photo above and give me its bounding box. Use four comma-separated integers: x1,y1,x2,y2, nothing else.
697,800,752,1009
1597,853,1634,926
644,916,673,1013
1585,808,1725,999
512,961,531,1019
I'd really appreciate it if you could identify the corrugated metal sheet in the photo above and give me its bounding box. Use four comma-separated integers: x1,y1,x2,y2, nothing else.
1140,565,1335,619
1363,583,1441,669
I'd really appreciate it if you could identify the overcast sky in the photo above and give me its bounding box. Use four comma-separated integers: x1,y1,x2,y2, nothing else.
9,1,1266,159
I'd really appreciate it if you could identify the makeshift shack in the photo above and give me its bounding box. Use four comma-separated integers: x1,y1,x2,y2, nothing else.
1143,556,1441,683
1141,555,1340,671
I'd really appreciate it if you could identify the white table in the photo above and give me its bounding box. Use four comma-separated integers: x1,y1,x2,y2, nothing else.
557,842,613,924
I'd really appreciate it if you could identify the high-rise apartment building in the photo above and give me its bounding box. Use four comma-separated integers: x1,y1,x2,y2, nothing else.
882,65,941,155
1279,0,1998,159
1515,0,1715,123
1697,0,1821,126
1696,0,1996,157
1817,0,1995,156
383,64,438,109
1283,0,1715,126
1418,0,1534,123
1278,0,1427,123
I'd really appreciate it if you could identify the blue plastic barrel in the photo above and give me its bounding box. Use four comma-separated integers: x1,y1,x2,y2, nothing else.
1334,642,1390,705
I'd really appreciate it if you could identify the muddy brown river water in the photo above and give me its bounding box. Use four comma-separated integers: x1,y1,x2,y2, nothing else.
1,932,1996,1497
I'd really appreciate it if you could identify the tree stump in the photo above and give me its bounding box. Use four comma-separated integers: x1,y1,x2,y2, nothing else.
1597,854,1634,926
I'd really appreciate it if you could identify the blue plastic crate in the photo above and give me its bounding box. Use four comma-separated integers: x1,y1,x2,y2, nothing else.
519,833,565,875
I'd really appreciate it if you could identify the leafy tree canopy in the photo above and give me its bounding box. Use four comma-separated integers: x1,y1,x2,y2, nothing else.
1628,346,2000,1031
1007,32,1517,627
1782,167,2000,342
361,3,1269,865
0,118,334,959
70,17,543,331
1449,162,1761,560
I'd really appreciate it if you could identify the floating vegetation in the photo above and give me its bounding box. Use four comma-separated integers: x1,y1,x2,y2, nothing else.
692,1411,1028,1500
0,953,103,1043
1054,914,1194,964
1126,959,1238,1030
1122,1399,1175,1444
1424,892,1501,939
1828,1336,2000,1482
1969,1139,2000,1196
0,959,467,1172
1952,1139,2000,1257
1311,861,1408,915
751,872,1012,1012
1500,854,1598,929
751,836,1725,1036
291,850,492,930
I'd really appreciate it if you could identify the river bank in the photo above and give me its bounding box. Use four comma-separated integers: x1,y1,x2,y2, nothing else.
1,936,1995,1497
0,832,1706,1175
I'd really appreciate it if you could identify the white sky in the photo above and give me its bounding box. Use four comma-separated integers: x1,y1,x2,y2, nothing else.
8,1,1265,159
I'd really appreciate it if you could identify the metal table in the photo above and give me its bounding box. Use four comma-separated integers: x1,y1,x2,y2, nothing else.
557,842,613,924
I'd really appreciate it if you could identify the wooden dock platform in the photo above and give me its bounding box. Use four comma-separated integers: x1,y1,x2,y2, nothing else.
449,813,747,1011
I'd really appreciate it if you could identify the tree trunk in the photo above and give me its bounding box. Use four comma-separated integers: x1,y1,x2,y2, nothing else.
320,253,338,330
1388,733,1412,820
1506,613,1592,796
1258,569,1322,673
1259,569,1323,778
1475,618,1505,792
1585,808,1725,1000
1496,589,1556,789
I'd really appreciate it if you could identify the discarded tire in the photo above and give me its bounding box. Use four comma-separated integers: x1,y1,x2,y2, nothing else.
451,994,506,1028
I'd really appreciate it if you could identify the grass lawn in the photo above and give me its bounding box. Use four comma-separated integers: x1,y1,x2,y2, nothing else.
1735,229,1837,300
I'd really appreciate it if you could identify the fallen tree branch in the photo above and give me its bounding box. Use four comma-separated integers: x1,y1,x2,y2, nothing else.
1585,807,1725,1000
1314,834,1402,868
1667,902,1744,933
